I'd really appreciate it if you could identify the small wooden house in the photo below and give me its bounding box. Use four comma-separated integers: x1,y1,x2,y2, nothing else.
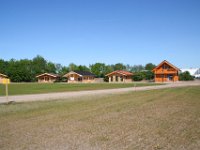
0,73,8,83
106,70,133,83
36,73,59,83
152,60,180,82
63,71,96,83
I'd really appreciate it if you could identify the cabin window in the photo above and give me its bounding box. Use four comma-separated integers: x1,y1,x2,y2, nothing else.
121,76,123,81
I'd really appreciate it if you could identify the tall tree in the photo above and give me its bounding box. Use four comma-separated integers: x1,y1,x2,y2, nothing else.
145,63,156,71
68,63,78,71
46,62,56,73
77,65,90,71
113,63,126,71
90,63,107,77
131,65,144,72
32,55,47,75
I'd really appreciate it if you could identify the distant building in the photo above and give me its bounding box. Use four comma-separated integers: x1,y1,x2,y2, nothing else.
36,73,60,83
181,68,200,78
0,73,8,83
152,60,180,82
63,71,96,83
106,70,133,83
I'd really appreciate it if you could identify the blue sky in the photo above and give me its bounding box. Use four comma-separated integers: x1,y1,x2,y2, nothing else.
0,0,200,68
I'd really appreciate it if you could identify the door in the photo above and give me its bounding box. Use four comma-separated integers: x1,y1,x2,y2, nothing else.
167,75,173,81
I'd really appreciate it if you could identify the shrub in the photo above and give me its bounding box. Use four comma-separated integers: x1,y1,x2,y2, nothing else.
179,71,194,81
132,72,144,81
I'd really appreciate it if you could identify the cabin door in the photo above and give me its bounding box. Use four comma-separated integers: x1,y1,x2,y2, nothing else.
167,75,173,81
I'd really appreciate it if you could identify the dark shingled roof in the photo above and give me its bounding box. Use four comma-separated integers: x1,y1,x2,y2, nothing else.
74,70,96,76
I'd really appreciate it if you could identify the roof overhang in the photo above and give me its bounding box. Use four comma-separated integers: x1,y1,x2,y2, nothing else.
0,73,7,77
106,71,133,76
63,71,83,77
36,73,58,78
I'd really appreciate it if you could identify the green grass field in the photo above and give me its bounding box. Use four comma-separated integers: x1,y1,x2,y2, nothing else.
0,82,161,96
0,86,200,149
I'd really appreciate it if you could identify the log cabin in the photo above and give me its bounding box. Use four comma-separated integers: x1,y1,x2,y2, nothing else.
106,70,133,83
36,73,60,83
63,71,96,83
152,60,180,82
0,73,8,83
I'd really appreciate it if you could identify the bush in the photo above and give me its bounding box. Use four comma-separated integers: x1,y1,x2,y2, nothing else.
144,71,154,80
132,72,144,81
179,71,194,81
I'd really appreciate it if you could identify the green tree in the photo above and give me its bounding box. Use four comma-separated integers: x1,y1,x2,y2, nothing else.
7,59,33,82
179,71,194,81
145,63,156,71
143,71,154,80
32,55,47,75
130,65,144,72
132,72,144,81
113,63,126,71
68,63,78,71
46,62,56,73
77,65,90,71
90,63,107,77
0,59,8,74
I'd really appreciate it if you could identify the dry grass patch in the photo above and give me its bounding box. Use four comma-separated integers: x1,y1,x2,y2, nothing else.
0,86,200,150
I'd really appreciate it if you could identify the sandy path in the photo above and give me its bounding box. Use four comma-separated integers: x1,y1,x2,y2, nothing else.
0,81,200,104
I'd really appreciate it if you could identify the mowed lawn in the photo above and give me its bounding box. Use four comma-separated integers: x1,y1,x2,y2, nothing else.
0,82,161,96
0,87,200,150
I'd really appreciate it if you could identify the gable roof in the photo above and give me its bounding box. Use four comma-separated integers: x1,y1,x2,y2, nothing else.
106,70,133,76
63,70,95,77
152,60,180,71
0,73,7,77
36,73,59,78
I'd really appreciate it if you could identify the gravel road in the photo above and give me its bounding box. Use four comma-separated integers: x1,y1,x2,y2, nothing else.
0,81,200,104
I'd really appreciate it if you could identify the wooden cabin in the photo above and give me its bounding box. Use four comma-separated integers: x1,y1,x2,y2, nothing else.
0,73,8,83
63,71,96,83
36,73,59,83
106,70,133,83
152,60,180,82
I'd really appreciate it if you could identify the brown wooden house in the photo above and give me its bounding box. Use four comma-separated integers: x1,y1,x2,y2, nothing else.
36,73,60,83
63,71,96,83
106,70,133,83
152,60,180,82
0,73,8,83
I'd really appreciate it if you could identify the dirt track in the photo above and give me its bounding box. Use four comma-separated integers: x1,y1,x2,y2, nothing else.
0,81,200,104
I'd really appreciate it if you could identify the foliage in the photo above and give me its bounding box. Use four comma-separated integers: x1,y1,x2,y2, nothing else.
145,63,156,71
90,63,108,78
130,65,144,72
132,72,144,81
179,71,194,81
0,55,157,82
143,71,154,80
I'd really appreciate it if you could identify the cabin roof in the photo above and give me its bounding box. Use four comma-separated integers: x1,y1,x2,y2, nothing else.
106,70,133,76
36,73,60,78
63,70,95,77
0,73,7,77
152,60,180,72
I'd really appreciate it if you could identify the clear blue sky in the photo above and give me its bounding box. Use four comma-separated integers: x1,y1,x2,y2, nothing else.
0,0,200,68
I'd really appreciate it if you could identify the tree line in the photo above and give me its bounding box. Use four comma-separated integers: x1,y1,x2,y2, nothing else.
0,55,156,82
0,55,194,82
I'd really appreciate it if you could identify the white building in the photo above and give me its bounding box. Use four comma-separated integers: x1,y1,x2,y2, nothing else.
181,68,200,78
